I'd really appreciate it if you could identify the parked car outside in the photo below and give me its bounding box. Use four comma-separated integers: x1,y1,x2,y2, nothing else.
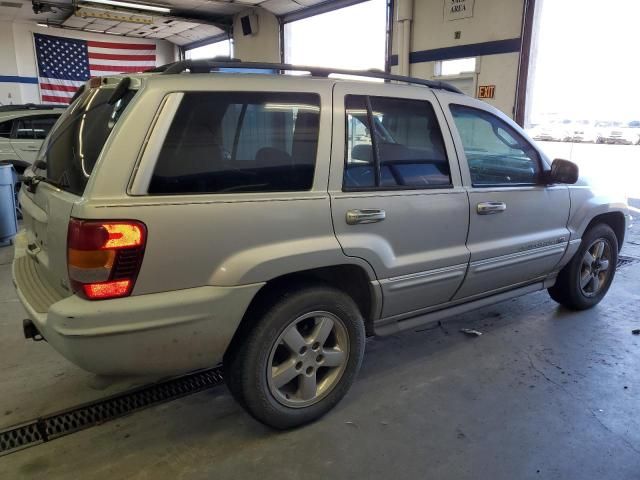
595,121,637,145
623,121,640,145
564,120,598,143
0,104,65,174
527,122,569,142
13,62,628,429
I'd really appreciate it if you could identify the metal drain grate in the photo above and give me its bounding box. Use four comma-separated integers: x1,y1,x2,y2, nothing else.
617,255,639,269
0,422,44,454
0,366,223,457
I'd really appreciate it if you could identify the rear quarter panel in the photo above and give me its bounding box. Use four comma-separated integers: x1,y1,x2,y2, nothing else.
74,75,376,294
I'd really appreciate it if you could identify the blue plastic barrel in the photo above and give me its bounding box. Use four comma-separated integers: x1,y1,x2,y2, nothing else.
0,163,18,245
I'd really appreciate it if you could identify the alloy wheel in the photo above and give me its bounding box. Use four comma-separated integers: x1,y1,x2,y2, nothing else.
267,311,350,408
579,238,612,297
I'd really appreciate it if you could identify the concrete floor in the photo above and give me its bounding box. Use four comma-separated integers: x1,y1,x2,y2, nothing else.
1,213,639,479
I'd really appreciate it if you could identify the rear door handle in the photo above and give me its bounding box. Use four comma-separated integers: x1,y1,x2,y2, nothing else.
346,209,386,225
477,202,506,215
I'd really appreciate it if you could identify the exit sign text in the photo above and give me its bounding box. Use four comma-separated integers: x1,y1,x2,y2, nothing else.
478,85,496,99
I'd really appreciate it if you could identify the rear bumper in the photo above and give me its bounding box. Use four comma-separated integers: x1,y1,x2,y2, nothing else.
13,253,263,376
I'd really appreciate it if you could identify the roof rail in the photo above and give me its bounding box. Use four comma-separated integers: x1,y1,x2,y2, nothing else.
153,58,464,95
0,103,61,112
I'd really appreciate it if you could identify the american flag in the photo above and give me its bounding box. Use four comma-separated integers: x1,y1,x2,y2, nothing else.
34,33,156,105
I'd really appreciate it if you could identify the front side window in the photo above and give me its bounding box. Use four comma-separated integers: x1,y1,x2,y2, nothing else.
450,105,541,186
150,92,320,195
344,95,451,190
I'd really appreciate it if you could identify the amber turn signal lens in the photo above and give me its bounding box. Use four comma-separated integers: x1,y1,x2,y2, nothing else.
68,248,115,269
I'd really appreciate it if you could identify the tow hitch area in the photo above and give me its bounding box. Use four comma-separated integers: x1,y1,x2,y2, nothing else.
23,319,44,342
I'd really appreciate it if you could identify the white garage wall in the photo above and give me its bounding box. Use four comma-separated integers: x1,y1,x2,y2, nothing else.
411,0,523,48
0,20,177,105
410,52,520,116
393,0,525,117
0,22,23,106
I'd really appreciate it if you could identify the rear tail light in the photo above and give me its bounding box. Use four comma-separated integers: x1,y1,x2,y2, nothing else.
67,219,147,300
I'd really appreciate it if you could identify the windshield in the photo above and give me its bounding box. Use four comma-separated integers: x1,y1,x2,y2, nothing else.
38,86,136,195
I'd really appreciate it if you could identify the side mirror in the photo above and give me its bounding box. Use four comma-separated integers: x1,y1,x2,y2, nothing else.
546,158,579,184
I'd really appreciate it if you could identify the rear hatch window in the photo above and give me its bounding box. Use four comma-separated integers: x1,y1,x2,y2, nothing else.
38,85,135,196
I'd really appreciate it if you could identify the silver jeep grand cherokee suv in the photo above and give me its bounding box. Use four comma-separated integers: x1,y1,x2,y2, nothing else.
12,61,628,429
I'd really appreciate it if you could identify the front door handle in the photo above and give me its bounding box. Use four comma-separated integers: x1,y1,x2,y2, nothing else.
477,202,506,215
346,209,386,225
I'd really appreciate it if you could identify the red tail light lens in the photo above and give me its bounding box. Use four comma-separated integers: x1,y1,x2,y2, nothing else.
67,219,147,300
83,280,131,299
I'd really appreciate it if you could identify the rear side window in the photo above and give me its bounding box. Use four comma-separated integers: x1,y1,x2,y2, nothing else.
149,92,321,195
0,120,12,138
344,95,451,190
15,115,59,140
15,118,34,139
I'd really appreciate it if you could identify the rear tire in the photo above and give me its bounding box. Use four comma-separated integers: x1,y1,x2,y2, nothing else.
224,284,365,429
548,223,618,310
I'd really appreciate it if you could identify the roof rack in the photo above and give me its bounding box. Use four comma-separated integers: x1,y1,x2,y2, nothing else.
152,58,464,95
0,103,62,112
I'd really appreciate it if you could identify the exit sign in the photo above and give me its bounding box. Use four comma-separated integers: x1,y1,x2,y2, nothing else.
478,85,496,99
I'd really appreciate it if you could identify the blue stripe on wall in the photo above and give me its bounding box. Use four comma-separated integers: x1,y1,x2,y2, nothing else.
389,38,522,66
0,75,39,84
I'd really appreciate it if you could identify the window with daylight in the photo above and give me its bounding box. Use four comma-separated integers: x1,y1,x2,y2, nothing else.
185,39,233,60
284,0,387,75
436,57,477,76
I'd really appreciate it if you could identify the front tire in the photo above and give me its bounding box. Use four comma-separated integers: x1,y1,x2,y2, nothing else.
224,284,365,429
548,223,618,310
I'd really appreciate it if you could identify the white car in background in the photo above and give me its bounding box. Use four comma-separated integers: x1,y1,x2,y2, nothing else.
623,121,640,145
594,121,639,145
0,104,65,174
564,120,598,143
527,122,570,142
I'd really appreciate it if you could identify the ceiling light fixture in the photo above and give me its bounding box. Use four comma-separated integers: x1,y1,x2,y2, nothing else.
81,0,170,13
76,6,155,24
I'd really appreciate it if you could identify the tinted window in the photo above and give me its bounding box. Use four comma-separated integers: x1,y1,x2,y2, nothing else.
31,115,59,139
0,120,12,138
345,96,375,188
150,92,320,195
450,105,541,186
15,118,35,139
344,95,451,190
42,87,136,195
15,115,59,140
